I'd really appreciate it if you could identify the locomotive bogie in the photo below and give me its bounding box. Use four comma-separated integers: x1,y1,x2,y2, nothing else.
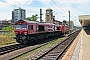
16,34,27,44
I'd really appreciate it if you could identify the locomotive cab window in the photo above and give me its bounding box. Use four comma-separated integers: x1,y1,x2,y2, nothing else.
16,24,20,29
22,24,27,29
28,25,33,30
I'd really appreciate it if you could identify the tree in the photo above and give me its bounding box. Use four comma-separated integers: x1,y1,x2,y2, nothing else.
26,14,38,21
26,17,31,20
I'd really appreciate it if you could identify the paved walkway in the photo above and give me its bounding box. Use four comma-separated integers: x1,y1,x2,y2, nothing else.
62,29,90,60
80,29,90,60
71,34,81,60
61,30,81,60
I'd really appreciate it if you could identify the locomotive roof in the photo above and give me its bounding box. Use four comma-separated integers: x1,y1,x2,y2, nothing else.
18,20,55,25
23,20,39,23
38,22,55,25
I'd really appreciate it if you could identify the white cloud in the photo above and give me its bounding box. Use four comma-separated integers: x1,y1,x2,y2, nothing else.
0,10,11,20
0,0,90,26
37,0,90,4
0,0,33,8
38,0,52,4
0,2,9,7
5,0,33,5
56,0,90,4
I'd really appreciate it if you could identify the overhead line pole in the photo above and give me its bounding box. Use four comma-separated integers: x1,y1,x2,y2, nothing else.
40,9,42,22
68,10,70,33
68,11,70,27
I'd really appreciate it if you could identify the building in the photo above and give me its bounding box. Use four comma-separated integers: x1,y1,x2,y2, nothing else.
0,20,11,30
66,21,74,29
8,20,12,23
45,8,53,23
45,8,74,29
12,8,26,22
45,8,62,25
79,15,90,27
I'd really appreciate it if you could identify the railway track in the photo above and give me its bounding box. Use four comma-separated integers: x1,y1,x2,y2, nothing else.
0,36,61,60
0,44,27,55
0,29,81,60
23,29,81,60
0,43,48,60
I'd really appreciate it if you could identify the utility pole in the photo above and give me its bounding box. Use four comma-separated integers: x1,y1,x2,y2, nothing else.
68,10,70,28
40,9,42,22
68,10,70,33
68,11,70,27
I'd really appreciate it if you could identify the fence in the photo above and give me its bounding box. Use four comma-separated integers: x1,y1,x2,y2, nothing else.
0,30,11,34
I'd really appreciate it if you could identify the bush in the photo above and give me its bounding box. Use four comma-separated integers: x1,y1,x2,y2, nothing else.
2,26,15,37
2,26,14,31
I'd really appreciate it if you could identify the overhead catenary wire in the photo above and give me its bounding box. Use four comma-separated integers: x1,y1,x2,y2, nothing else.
0,1,18,8
0,1,38,14
52,0,68,14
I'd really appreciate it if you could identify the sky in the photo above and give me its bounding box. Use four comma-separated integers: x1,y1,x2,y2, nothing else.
0,0,90,27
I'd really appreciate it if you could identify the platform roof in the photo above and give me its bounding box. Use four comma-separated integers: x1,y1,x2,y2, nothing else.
79,15,90,27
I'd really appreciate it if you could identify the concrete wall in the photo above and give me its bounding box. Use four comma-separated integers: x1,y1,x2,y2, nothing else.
79,15,90,27
79,15,90,20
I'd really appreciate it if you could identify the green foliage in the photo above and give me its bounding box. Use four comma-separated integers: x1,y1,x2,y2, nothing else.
26,14,38,21
2,26,15,37
2,26,14,31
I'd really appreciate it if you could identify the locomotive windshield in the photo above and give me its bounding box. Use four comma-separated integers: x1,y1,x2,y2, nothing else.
16,24,20,29
15,24,27,29
22,24,27,29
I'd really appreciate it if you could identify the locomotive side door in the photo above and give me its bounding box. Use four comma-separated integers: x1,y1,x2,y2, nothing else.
28,23,37,34
28,24,33,34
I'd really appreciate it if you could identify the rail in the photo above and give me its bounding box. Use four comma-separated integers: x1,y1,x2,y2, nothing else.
28,29,81,60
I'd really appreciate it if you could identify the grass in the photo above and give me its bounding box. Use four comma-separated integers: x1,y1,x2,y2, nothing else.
0,31,16,47
3,31,15,37
13,38,62,60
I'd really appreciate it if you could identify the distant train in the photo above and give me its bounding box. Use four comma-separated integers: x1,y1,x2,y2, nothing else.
14,20,69,44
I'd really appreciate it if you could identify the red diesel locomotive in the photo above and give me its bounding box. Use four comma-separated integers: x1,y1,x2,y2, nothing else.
14,20,69,44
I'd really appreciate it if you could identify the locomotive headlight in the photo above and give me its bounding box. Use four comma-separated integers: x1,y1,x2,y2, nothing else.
15,32,18,34
24,32,27,35
20,23,21,24
25,34,27,35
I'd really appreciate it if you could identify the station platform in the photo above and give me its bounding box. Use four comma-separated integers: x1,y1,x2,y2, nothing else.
79,15,90,27
61,29,90,60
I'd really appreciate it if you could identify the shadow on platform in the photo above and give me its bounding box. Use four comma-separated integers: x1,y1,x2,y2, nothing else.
84,29,90,35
